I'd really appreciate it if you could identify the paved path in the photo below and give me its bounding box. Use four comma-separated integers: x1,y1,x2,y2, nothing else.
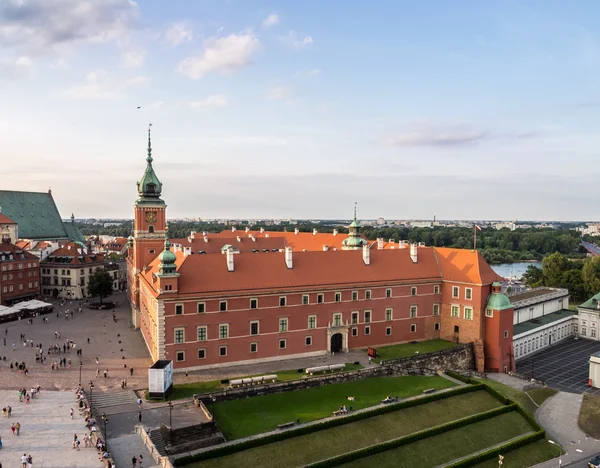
0,390,104,468
108,433,159,468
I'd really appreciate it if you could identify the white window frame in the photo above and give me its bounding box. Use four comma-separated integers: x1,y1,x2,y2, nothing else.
365,290,371,300
175,303,184,315
433,303,440,316
352,327,358,336
334,292,342,302
504,330,509,339
351,311,359,324
219,300,227,312
176,350,185,362
451,305,460,318
250,342,258,353
364,310,372,323
364,325,371,335
279,317,288,332
410,323,417,333
302,294,309,305
250,320,260,336
411,286,417,296
219,323,229,339
333,313,342,327
386,326,392,336
485,308,493,318
385,288,392,298
279,296,287,307
434,285,440,294
464,307,473,320
219,345,227,357
305,335,312,346
174,327,185,344
197,326,207,342
452,286,459,298
279,339,287,349
385,308,393,321
250,298,258,309
197,348,206,359
317,293,324,304
410,305,418,318
465,288,472,300
197,302,206,313
308,315,317,329
352,291,358,301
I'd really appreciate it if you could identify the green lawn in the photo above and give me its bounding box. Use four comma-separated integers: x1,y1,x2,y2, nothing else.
472,438,564,468
341,411,534,468
186,390,501,468
527,387,557,407
209,375,456,439
579,393,600,439
164,363,364,401
473,378,538,415
369,339,460,363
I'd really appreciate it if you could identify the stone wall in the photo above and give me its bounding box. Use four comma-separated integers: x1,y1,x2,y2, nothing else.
379,342,475,369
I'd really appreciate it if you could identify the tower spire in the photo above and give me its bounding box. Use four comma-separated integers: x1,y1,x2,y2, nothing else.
354,201,357,221
147,123,153,164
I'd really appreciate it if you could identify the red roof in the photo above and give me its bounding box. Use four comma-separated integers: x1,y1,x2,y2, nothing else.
0,213,16,224
171,236,286,254
434,247,502,285
213,230,363,251
0,241,38,261
43,242,104,265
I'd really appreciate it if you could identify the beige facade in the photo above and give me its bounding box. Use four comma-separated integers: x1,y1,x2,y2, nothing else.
41,264,104,299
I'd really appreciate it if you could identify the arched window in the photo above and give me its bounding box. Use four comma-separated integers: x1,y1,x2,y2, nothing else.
148,226,154,234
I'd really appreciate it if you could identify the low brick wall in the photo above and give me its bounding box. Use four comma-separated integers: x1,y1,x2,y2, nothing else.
195,366,433,405
380,343,475,369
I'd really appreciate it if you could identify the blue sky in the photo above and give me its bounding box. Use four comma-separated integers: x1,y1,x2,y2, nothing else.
2,0,600,220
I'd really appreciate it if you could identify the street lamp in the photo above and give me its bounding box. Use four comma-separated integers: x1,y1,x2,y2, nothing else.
89,381,94,412
168,401,173,430
101,413,109,450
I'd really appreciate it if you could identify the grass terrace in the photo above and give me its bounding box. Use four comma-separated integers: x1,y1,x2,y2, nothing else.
191,389,500,468
208,375,456,439
579,393,600,439
368,339,460,363
472,439,564,468
164,363,364,401
472,378,557,415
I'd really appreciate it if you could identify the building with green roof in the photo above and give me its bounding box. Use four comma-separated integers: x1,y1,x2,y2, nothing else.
0,190,85,242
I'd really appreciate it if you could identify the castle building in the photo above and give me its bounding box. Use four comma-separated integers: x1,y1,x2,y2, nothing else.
0,239,40,306
127,133,516,373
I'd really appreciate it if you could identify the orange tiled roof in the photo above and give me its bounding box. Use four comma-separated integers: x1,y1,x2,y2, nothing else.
0,213,16,224
105,237,127,251
141,247,443,295
171,235,286,254
433,247,502,285
214,230,363,251
43,242,104,265
15,240,30,249
0,241,38,261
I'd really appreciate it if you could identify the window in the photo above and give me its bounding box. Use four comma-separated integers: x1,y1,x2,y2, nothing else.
279,339,286,349
198,349,206,359
592,329,597,338
452,286,459,298
149,249,155,254
352,291,358,301
197,326,207,341
279,296,287,307
197,302,205,313
410,324,417,333
279,318,288,332
464,307,473,320
176,351,185,362
352,327,358,336
308,315,316,329
434,323,440,331
365,290,371,300
364,310,371,323
410,306,417,318
351,311,359,324
433,304,440,316
333,313,342,326
385,288,392,298
302,295,309,305
364,326,371,335
411,287,417,296
504,330,509,339
485,308,493,318
250,321,259,336
164,285,172,291
219,324,229,339
317,294,324,304
465,288,472,300
451,305,460,318
250,298,258,309
385,308,393,321
219,301,227,312
219,346,227,356
434,285,440,294
335,292,342,302
386,326,392,336
174,328,185,344
305,336,312,346
175,304,183,315
250,342,258,353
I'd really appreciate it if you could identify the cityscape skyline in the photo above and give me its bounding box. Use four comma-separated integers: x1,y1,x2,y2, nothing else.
3,1,600,220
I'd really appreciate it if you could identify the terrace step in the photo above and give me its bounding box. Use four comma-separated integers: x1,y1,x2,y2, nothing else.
85,390,137,409
149,429,167,457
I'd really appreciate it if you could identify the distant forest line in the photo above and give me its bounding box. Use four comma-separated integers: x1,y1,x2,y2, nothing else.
78,221,594,265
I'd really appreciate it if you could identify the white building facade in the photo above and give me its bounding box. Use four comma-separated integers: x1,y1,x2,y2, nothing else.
578,292,600,341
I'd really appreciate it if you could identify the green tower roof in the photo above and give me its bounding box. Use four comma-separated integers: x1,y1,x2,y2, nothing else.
136,126,164,205
579,292,600,310
486,290,513,311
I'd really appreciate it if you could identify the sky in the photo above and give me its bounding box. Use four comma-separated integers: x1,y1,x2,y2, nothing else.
2,1,600,221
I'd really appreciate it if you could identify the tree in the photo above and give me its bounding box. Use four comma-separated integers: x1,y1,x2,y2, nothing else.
87,269,113,304
542,252,568,287
561,269,585,300
522,265,544,288
583,256,600,296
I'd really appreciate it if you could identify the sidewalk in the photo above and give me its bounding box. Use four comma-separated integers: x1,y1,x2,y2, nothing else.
108,433,160,468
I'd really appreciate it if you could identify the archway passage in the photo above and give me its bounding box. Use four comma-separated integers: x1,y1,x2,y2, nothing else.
331,333,343,353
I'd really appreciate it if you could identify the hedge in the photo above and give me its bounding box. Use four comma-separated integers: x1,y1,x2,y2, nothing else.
445,430,546,468
304,404,518,468
446,371,511,405
174,384,485,466
445,370,472,384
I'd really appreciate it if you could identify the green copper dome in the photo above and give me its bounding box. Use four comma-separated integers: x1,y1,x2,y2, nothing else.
136,127,164,204
342,202,367,250
157,231,178,276
486,284,512,311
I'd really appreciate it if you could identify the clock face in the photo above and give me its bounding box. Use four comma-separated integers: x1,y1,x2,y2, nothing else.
145,211,157,224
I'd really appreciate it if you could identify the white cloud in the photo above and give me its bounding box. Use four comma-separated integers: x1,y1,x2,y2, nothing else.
283,30,313,50
0,56,35,80
262,14,279,28
62,70,147,99
268,86,293,101
164,21,193,46
295,68,321,77
121,49,145,68
178,32,260,79
0,0,139,53
187,94,229,109
383,123,487,147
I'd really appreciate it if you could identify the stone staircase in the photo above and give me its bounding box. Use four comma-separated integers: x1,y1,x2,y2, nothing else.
86,389,137,409
148,428,167,456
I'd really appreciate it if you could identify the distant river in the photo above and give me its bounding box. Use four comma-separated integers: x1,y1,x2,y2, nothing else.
491,262,542,279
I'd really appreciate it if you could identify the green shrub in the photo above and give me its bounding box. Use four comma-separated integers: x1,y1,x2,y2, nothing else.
174,384,486,466
445,370,472,384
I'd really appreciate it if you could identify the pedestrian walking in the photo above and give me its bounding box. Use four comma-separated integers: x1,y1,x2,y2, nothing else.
70,408,73,419
132,455,137,467
11,423,15,435
96,368,100,377
16,421,21,435
27,454,32,468
103,369,108,379
21,453,27,468
130,367,134,376
8,405,12,417
137,398,142,409
96,357,99,365
138,411,142,423
139,454,143,467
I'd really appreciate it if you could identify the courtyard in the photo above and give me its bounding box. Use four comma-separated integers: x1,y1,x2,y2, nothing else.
516,336,600,395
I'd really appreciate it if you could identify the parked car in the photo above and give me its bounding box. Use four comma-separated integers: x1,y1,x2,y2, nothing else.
589,455,600,468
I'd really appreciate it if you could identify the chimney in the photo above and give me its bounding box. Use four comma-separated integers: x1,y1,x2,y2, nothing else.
333,229,338,236
399,240,407,249
260,227,265,234
313,228,318,235
187,237,193,243
294,228,299,235
190,231,196,239
203,236,208,243
377,238,384,249
202,231,207,236
410,244,418,263
265,233,270,238
251,235,256,242
363,244,370,265
227,248,234,272
236,236,241,242
183,246,191,257
322,245,329,251
245,227,250,233
285,246,293,269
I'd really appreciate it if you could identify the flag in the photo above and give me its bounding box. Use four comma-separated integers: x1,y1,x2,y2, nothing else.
475,225,482,231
